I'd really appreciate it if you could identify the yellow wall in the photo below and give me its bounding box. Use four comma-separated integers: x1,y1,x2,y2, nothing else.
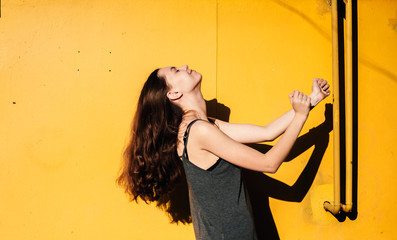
1,0,396,239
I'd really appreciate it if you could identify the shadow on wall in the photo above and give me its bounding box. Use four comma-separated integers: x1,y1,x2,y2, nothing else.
244,103,333,239
156,100,333,240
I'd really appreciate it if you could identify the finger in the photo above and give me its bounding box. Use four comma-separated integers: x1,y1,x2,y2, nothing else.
322,84,330,90
295,91,300,101
289,93,294,103
298,91,303,99
293,90,299,99
291,91,297,103
295,91,302,102
320,80,327,87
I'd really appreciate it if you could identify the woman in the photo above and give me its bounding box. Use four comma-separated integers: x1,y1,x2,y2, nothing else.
117,65,330,239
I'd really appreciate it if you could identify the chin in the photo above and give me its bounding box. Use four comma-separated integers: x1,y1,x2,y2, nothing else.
195,72,202,81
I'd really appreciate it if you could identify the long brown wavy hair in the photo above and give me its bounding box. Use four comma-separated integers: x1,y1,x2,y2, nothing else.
117,69,184,202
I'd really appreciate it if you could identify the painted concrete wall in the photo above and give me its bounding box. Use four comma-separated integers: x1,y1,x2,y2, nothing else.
1,0,396,239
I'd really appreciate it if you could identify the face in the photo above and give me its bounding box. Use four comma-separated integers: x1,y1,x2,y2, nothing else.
158,65,202,95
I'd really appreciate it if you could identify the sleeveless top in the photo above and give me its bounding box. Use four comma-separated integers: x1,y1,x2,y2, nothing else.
180,119,257,240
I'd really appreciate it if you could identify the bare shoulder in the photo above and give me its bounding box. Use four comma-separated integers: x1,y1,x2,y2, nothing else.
190,119,220,136
185,120,223,169
188,119,228,145
189,120,235,149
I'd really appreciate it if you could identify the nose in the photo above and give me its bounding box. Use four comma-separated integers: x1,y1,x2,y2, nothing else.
180,64,188,70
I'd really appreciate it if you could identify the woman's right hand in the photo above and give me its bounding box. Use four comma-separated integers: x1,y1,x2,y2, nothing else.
289,90,311,118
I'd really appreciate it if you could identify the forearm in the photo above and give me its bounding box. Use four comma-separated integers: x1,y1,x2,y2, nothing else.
216,111,293,143
217,109,298,143
264,114,307,173
264,109,295,140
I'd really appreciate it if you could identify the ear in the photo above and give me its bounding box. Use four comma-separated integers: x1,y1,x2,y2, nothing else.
167,90,183,101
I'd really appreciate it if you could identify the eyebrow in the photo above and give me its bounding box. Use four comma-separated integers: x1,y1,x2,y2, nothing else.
170,67,176,72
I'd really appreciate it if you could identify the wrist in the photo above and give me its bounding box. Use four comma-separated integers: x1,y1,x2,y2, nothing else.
293,112,308,122
308,93,319,110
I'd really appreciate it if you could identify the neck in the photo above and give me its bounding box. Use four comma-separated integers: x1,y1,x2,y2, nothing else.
180,91,207,120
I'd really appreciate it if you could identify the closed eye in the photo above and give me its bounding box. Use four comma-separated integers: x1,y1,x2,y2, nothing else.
170,67,179,73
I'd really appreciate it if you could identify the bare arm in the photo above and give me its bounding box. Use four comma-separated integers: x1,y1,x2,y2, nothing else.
216,78,330,143
215,109,295,143
198,91,311,173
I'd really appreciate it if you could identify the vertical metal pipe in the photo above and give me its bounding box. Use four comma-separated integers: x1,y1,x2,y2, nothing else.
342,0,353,213
323,0,341,215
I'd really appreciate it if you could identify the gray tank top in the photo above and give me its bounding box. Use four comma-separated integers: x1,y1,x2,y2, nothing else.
180,119,257,240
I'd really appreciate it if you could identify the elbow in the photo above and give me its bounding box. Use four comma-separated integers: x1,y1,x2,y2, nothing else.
268,166,279,174
263,163,280,174
267,132,282,142
265,136,276,142
260,126,278,142
261,155,282,173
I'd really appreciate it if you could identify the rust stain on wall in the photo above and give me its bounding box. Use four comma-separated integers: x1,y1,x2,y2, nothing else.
317,0,331,15
389,11,397,31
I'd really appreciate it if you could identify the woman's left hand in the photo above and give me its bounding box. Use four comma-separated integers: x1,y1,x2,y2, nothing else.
309,78,331,107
